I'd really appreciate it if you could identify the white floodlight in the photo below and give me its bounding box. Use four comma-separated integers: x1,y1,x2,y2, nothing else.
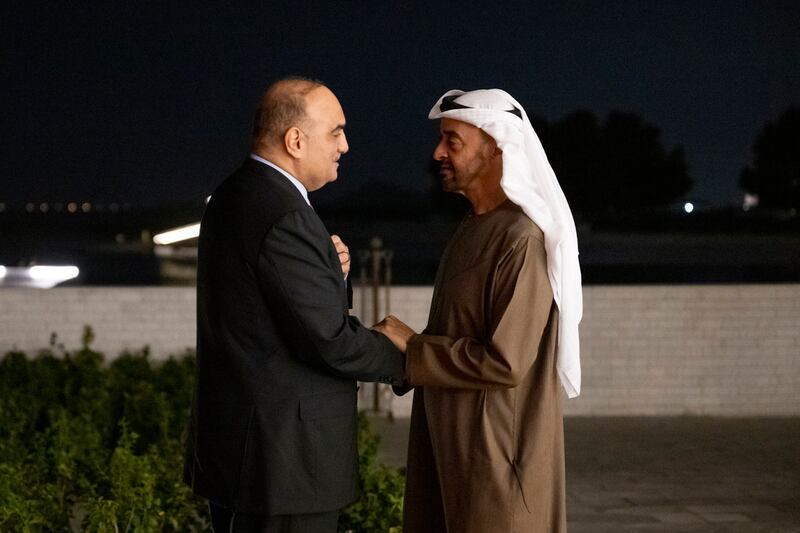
0,265,80,288
684,202,694,214
29,266,80,285
153,223,201,245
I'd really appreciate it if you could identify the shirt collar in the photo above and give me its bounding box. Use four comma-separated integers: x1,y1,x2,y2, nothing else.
249,153,311,206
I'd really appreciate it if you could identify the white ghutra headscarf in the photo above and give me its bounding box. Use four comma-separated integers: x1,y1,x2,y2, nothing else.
429,89,583,398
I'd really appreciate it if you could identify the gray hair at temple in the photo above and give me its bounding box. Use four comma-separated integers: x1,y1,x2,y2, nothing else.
251,76,325,148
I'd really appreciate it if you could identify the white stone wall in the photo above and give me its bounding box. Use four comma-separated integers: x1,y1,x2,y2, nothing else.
0,287,196,359
568,284,800,416
1,285,798,416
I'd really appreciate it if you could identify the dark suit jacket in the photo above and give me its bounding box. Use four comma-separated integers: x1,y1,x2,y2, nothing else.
184,158,405,515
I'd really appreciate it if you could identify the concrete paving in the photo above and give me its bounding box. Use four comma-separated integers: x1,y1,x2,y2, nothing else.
369,416,800,532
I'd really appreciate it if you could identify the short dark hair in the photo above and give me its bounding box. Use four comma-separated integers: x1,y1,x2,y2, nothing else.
251,76,325,148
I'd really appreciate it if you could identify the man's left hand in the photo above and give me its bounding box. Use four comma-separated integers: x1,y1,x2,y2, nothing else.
331,234,350,279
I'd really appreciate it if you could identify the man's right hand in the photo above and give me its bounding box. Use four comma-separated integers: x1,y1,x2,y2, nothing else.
372,315,416,353
331,234,351,279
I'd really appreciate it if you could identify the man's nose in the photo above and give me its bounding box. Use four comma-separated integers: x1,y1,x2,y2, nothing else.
433,141,446,161
339,132,349,154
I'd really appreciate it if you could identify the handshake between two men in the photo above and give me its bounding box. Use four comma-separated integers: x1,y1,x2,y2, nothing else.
188,80,579,533
331,232,416,354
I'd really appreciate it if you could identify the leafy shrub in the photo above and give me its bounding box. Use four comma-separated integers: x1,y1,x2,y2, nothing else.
0,327,405,532
338,414,405,532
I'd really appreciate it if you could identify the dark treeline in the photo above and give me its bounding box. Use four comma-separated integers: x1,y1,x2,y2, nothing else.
427,105,800,219
740,107,800,210
426,108,692,222
531,110,692,214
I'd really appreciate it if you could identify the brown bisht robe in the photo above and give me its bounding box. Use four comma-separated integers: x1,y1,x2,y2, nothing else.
403,200,566,533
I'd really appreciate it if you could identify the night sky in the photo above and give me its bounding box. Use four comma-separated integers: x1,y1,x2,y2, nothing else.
3,1,798,209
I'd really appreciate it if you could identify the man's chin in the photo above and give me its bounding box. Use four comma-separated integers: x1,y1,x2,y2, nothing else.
440,175,456,192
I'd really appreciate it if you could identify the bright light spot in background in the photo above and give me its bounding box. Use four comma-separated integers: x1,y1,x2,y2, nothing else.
684,202,694,214
29,266,80,284
0,266,79,288
153,223,201,245
205,195,212,204
743,193,759,211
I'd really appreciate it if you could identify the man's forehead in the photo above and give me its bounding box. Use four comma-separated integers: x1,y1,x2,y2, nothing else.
439,118,492,142
306,88,345,121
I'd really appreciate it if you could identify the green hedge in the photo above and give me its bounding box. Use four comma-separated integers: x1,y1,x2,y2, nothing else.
0,327,404,532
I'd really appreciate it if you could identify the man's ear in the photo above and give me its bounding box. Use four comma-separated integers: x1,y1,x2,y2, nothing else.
285,127,304,158
483,136,502,158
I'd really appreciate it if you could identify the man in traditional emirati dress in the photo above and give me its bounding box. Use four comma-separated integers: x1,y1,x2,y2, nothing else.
374,88,583,533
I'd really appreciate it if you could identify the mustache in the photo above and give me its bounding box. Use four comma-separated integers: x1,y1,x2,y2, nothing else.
436,160,453,171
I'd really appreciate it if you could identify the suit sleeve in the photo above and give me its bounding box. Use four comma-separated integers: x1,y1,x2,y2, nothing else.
405,236,554,389
257,208,405,385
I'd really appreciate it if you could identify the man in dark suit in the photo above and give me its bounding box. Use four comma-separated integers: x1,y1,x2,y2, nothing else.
184,77,406,533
